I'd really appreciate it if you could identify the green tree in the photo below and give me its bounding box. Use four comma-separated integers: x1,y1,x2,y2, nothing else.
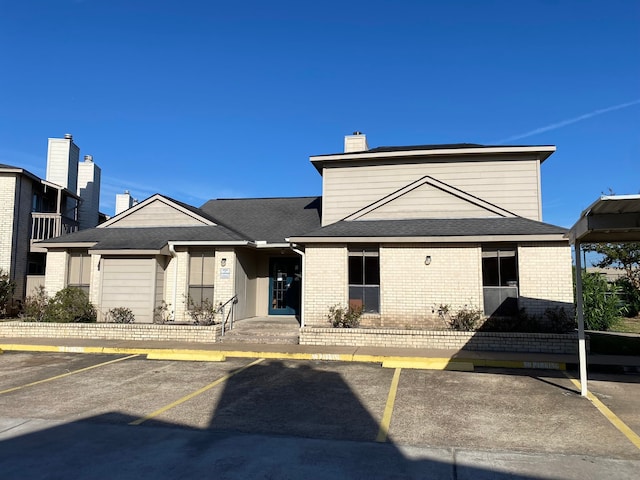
0,269,16,317
584,242,640,291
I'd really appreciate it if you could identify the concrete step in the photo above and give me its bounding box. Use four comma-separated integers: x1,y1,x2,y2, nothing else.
219,316,300,345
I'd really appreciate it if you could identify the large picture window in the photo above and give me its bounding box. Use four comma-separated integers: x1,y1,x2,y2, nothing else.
68,252,91,294
482,246,518,316
188,251,215,308
348,247,380,313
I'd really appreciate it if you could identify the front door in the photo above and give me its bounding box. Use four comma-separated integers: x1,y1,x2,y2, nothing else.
268,257,301,315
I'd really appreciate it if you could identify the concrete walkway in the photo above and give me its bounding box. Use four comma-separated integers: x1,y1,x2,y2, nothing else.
1,336,639,371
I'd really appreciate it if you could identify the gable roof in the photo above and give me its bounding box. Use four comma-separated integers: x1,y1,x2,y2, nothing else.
290,217,568,243
200,196,321,244
343,175,516,221
100,194,217,228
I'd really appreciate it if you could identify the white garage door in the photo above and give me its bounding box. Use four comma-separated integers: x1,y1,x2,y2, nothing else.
100,257,155,323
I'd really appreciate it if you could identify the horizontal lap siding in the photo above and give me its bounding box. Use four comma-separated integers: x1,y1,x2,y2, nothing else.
109,199,208,227
322,159,540,225
101,258,155,323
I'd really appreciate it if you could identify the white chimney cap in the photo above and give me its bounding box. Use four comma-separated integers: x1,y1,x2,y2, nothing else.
64,133,73,140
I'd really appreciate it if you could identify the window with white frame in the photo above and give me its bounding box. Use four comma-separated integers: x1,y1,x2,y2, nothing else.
348,246,380,313
188,251,215,308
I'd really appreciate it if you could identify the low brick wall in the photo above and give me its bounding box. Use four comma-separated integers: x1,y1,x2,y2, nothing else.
0,321,221,344
300,327,585,354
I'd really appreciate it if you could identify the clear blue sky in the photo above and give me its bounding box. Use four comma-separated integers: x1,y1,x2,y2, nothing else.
1,0,638,228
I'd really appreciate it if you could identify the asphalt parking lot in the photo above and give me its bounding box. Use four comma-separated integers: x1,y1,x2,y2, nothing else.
1,352,639,479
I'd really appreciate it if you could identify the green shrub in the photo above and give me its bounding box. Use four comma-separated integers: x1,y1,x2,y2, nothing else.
579,272,625,331
328,304,363,328
616,277,640,318
107,307,135,323
449,305,483,331
44,287,96,323
22,285,49,322
186,297,217,325
0,268,16,317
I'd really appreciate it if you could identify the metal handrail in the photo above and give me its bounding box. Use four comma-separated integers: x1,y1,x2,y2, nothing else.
218,294,238,336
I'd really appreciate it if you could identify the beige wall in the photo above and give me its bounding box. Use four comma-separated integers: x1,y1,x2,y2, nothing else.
109,199,210,227
517,242,574,317
303,241,573,329
322,157,541,225
303,244,348,326
0,175,16,275
379,243,483,328
44,249,68,296
235,248,258,319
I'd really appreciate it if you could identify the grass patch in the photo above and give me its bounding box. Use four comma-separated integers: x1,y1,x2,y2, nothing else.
612,316,640,334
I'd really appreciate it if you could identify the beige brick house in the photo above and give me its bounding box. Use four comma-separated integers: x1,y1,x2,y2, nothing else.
40,134,573,327
1,134,101,306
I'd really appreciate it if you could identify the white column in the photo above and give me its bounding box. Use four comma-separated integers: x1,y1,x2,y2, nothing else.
574,241,588,397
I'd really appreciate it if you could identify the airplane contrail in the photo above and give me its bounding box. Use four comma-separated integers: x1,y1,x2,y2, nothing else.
495,98,640,144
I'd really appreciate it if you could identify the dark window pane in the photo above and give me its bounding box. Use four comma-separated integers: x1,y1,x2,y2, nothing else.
348,256,363,285
482,256,499,286
364,256,380,285
363,286,380,312
500,256,517,286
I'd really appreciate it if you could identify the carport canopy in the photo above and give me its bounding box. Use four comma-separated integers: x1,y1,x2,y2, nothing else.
567,194,640,396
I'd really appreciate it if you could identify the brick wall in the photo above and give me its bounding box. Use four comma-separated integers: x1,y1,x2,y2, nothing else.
303,244,347,326
0,321,221,343
379,243,482,328
300,327,584,354
44,250,68,296
0,175,17,275
518,242,574,318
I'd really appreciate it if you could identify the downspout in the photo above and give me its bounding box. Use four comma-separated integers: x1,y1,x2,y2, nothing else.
290,244,305,328
168,242,178,321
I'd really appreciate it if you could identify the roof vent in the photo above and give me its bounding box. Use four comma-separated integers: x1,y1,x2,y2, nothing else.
84,154,93,162
64,133,73,140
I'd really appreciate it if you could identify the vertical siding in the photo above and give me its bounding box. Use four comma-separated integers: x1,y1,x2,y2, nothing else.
322,158,541,225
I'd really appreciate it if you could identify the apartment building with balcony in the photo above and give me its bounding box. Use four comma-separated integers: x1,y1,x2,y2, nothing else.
0,134,101,308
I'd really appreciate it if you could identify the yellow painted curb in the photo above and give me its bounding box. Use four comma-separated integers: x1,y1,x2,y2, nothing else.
146,352,226,362
382,359,474,371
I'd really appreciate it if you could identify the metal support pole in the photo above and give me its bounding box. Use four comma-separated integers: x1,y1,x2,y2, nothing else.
574,241,588,397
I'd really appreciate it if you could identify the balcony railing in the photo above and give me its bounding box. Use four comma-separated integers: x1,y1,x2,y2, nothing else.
31,212,79,242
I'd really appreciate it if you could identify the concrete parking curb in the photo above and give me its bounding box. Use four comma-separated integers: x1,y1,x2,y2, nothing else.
0,342,572,370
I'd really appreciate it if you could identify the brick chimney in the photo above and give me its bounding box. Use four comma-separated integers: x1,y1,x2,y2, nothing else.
344,131,368,153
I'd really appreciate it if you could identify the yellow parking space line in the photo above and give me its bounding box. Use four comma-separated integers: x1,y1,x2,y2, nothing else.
129,358,265,426
376,367,401,443
567,376,640,450
0,354,139,395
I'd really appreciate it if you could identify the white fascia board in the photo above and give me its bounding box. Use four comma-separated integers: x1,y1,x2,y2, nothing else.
38,242,98,249
90,249,165,255
41,179,82,200
289,234,568,243
310,146,556,164
168,240,252,247
255,242,291,249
